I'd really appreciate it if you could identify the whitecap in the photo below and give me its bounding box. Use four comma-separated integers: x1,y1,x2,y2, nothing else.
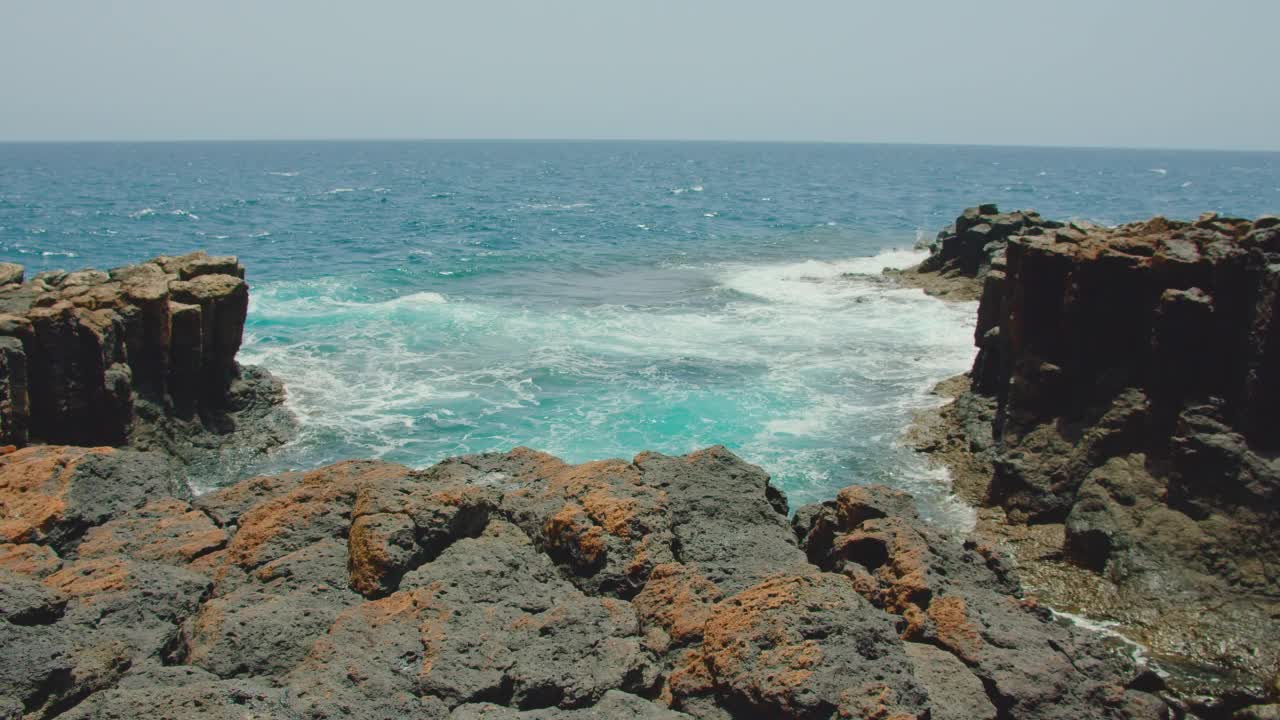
1149,168,1168,175
41,250,78,258
718,249,927,307
1051,610,1150,666
267,170,300,177
1180,181,1193,188
520,201,592,211
326,187,355,194
381,291,447,308
129,208,156,219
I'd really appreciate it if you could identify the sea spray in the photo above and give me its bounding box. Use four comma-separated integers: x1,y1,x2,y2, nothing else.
241,248,979,523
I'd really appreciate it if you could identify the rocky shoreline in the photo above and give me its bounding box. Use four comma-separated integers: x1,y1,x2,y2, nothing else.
3,441,1175,720
1,235,1275,719
899,205,1280,717
0,252,294,484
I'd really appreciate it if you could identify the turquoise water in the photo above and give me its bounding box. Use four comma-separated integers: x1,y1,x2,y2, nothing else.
2,141,1277,519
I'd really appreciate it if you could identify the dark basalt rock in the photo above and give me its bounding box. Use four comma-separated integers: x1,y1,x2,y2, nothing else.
918,204,1063,279
0,445,1164,719
0,251,293,477
912,206,1280,707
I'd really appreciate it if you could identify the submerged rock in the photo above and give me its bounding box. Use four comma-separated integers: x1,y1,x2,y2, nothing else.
0,445,1162,719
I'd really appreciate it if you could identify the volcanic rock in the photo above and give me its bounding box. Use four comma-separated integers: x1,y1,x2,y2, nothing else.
0,251,293,477
0,445,1164,719
910,206,1280,705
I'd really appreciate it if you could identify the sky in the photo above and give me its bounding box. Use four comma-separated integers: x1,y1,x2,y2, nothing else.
2,0,1277,150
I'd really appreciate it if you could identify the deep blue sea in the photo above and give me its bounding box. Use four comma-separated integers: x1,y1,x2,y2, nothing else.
2,141,1277,520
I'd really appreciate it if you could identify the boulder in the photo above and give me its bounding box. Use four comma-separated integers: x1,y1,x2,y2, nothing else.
0,263,23,286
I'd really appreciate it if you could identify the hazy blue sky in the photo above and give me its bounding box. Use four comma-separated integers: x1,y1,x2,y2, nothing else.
2,0,1276,149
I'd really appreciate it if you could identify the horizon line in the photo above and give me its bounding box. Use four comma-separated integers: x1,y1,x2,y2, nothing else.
0,137,1277,154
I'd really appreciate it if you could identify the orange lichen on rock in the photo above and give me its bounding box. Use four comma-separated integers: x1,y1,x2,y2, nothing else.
927,596,983,663
665,647,716,702
632,562,723,644
222,460,410,571
581,487,640,537
542,458,666,537
43,557,131,600
0,541,62,578
698,575,813,710
543,502,607,568
0,445,111,544
78,498,227,566
899,602,928,641
833,519,933,613
347,512,411,597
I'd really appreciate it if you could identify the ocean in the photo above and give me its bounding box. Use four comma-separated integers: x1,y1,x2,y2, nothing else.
2,141,1277,522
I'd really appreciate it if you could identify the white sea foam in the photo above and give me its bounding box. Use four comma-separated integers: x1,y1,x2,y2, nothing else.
382,291,447,308
267,171,301,177
519,201,592,211
1052,610,1151,666
243,247,979,524
718,249,927,306
1149,168,1168,175
129,208,156,218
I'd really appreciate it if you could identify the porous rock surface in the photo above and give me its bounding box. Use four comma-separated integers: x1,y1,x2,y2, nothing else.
0,444,1165,719
908,206,1280,711
0,252,293,478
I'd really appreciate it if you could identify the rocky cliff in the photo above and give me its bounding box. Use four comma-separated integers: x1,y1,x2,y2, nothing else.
3,245,1270,719
0,252,292,475
906,206,1280,714
0,443,1171,720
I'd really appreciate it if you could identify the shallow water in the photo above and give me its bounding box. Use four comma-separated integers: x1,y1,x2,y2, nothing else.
2,141,1277,522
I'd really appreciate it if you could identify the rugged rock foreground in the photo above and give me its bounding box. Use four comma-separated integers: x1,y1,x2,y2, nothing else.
0,253,292,479
903,206,1280,715
2,443,1169,719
